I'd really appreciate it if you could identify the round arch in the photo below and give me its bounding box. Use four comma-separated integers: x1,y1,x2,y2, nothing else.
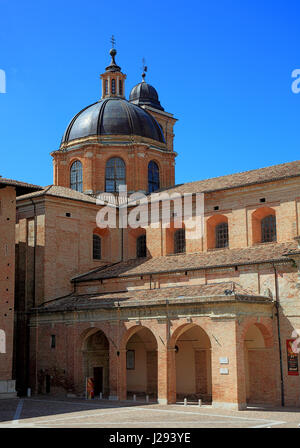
121,325,158,400
170,323,212,403
243,321,277,405
81,327,110,398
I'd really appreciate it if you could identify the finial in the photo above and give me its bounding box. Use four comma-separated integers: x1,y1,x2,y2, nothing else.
142,58,147,82
106,35,121,72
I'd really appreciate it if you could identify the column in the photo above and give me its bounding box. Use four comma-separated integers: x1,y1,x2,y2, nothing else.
210,318,247,410
156,320,176,404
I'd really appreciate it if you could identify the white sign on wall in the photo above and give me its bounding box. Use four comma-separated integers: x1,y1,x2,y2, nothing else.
219,357,229,364
0,330,6,353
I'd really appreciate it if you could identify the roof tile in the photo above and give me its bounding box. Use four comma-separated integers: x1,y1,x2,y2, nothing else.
73,241,296,282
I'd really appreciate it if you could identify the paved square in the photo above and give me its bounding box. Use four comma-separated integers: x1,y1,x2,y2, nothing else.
0,397,300,428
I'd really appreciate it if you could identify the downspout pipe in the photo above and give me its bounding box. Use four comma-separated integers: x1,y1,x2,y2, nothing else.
273,262,285,407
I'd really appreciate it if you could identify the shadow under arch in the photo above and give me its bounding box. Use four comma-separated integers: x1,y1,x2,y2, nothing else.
170,323,212,403
241,320,273,349
121,325,158,400
243,321,278,405
81,327,110,398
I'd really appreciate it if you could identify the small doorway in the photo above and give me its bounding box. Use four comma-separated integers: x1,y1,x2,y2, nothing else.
93,367,103,396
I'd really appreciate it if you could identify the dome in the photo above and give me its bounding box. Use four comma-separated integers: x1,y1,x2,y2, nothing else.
61,98,165,145
129,82,164,111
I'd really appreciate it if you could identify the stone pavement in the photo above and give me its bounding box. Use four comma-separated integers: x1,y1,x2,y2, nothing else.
0,396,299,428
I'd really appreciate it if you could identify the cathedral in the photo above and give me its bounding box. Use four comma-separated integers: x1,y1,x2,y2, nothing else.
1,46,300,410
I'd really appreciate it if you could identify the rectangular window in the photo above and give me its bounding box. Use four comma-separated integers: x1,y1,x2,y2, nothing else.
215,223,229,248
93,234,101,260
137,235,146,258
111,79,116,94
174,229,186,254
126,350,135,370
51,335,56,349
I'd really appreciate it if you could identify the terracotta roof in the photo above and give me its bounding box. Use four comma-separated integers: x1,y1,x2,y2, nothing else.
0,178,42,196
152,160,300,196
37,282,271,313
16,185,97,204
73,241,296,283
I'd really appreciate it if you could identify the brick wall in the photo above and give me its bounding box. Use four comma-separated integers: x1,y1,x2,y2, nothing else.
0,186,16,381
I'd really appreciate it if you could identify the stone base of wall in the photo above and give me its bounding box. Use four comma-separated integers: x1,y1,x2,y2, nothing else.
212,401,247,411
0,380,17,399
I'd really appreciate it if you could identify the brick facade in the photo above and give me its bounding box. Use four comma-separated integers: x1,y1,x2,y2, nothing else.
0,179,41,398
2,50,300,409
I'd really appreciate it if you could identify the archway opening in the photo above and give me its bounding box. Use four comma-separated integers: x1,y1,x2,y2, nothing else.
244,323,277,405
175,325,212,403
126,327,158,400
82,329,110,398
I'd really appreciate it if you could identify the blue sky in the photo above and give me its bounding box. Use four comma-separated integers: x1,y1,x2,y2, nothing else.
0,0,300,187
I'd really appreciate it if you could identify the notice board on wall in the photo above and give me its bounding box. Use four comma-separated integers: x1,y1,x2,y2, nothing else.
286,339,299,376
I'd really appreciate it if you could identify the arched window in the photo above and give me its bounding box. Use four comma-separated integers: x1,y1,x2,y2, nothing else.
93,234,101,260
174,228,185,254
215,222,229,248
105,157,126,193
70,160,83,192
148,161,160,193
119,80,123,95
105,79,108,95
136,234,146,258
261,215,276,243
111,79,116,94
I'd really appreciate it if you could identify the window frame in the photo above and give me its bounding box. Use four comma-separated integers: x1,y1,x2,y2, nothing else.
51,335,56,349
111,78,116,94
136,234,146,258
70,160,83,192
126,350,135,370
174,228,186,254
148,160,160,193
105,157,126,193
215,222,229,248
93,234,102,260
261,214,277,243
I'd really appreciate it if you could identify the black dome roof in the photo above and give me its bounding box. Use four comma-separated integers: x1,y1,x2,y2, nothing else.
61,98,165,145
129,82,164,111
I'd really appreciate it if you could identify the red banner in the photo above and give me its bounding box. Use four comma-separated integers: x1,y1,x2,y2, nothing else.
286,339,299,376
